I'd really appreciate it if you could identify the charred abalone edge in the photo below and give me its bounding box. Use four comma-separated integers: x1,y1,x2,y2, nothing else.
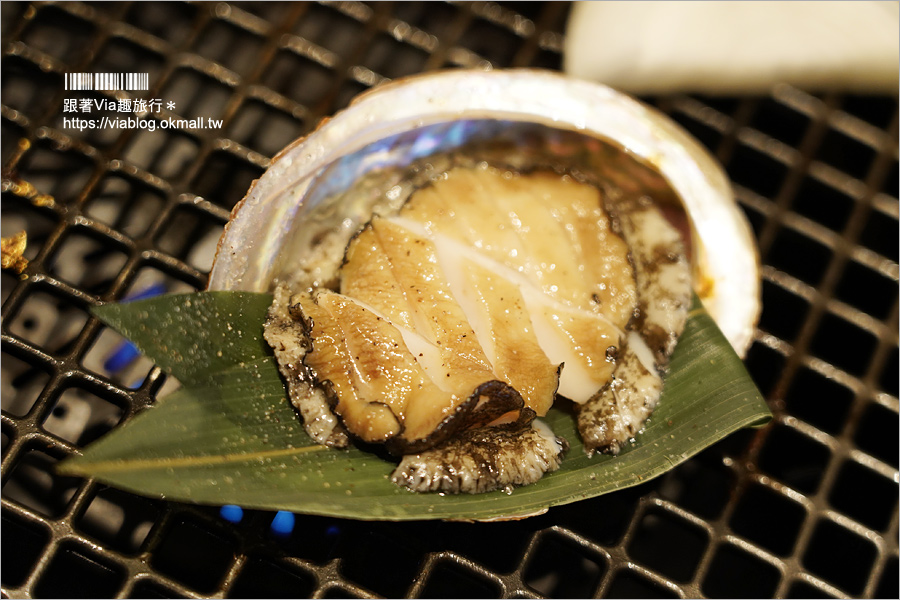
577,196,692,455
393,421,568,495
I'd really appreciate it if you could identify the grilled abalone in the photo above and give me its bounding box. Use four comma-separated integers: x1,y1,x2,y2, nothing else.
208,71,757,496
264,164,691,494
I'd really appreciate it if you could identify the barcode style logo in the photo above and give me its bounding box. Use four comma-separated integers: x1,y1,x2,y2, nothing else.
65,72,149,91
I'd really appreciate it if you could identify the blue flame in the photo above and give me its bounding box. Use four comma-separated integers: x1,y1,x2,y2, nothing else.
219,504,244,523
270,511,295,536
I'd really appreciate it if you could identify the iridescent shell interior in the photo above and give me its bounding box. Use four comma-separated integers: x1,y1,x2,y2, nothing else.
209,70,759,355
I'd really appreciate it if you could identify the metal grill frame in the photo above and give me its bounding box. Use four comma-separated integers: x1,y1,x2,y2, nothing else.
2,2,897,598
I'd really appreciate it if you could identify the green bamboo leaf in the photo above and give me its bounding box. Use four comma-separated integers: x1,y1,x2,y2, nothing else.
61,291,770,521
91,291,274,386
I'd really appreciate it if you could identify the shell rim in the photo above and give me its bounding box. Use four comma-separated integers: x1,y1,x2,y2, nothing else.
208,68,760,357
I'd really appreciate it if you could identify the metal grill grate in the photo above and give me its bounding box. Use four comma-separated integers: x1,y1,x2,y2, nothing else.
2,2,897,598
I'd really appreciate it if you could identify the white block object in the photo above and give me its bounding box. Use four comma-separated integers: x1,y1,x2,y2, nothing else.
564,1,899,95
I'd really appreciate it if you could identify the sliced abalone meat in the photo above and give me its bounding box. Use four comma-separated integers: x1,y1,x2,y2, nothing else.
265,164,691,493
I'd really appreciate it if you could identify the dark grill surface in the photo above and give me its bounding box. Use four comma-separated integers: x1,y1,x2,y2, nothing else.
1,2,897,598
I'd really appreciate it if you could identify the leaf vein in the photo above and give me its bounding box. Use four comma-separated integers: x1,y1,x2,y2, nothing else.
63,444,329,475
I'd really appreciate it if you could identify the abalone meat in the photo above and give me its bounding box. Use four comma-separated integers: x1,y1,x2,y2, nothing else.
264,163,690,493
